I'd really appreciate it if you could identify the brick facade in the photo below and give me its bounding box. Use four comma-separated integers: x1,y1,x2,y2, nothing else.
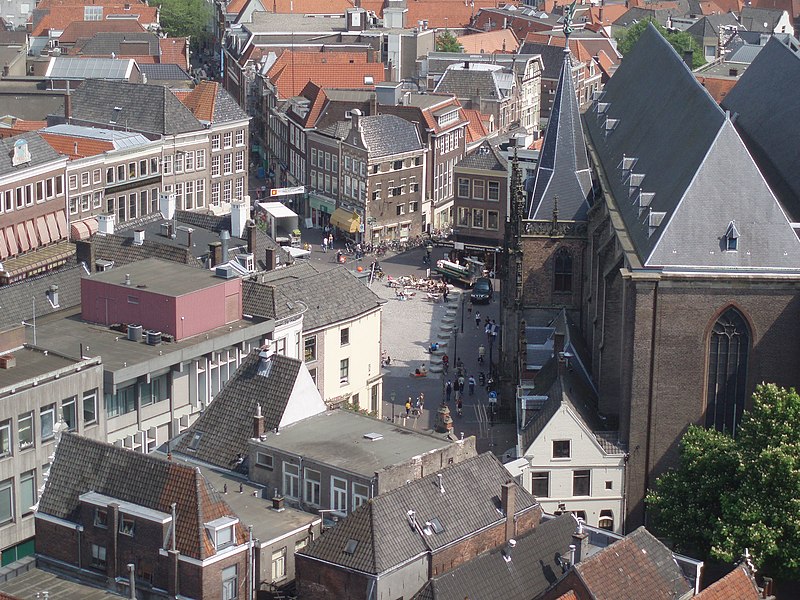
521,234,586,311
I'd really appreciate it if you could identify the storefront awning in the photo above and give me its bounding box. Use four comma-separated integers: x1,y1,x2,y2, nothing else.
70,217,99,241
330,208,360,234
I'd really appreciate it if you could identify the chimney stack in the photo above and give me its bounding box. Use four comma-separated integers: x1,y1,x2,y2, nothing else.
351,108,363,131
501,482,517,541
220,230,231,262
683,50,694,70
246,219,257,254
253,403,265,438
209,242,222,267
571,519,589,564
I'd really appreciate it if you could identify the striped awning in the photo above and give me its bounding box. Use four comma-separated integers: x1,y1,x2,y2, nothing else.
70,217,99,241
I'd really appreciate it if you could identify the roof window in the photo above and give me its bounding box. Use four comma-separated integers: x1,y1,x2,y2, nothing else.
343,539,358,555
725,221,739,251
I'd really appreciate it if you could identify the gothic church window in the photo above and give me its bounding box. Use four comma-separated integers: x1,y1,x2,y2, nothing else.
706,308,749,435
554,249,573,292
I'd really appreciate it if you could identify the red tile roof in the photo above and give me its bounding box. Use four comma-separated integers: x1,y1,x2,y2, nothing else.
180,80,218,121
30,2,159,37
41,132,114,158
696,75,738,104
267,51,384,99
159,37,189,68
457,29,520,54
553,592,579,600
230,0,352,16
695,566,761,600
462,107,492,143
588,3,629,25
406,0,503,28
7,119,47,132
58,19,145,44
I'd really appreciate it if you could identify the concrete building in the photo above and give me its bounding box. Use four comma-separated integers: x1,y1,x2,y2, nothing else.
248,410,477,517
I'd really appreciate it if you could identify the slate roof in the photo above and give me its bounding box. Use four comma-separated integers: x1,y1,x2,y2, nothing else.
0,132,63,178
173,351,302,469
686,12,738,38
245,263,383,330
434,65,514,101
573,526,692,599
299,452,539,575
528,49,592,221
694,565,761,599
84,233,201,270
38,433,247,560
519,42,584,79
0,260,82,331
214,83,250,123
722,36,800,220
139,63,191,81
739,6,784,32
613,7,674,27
584,24,800,270
456,141,506,171
69,79,202,136
76,31,160,56
413,514,577,600
355,114,423,158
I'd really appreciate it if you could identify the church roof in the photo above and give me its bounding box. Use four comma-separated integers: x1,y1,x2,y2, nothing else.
527,47,593,221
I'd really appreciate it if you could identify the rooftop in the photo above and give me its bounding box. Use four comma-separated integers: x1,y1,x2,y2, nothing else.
86,257,226,297
44,56,136,81
0,132,64,178
0,565,121,599
255,410,456,477
0,346,97,392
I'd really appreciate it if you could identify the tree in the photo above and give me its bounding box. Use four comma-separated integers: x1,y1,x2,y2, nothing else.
647,384,800,579
151,0,212,51
436,30,463,53
615,19,705,68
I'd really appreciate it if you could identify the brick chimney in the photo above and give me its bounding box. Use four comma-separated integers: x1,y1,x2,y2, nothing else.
208,241,223,267
246,219,257,254
253,403,265,438
501,482,516,541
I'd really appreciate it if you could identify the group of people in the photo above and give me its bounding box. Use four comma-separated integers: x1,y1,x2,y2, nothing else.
404,393,425,417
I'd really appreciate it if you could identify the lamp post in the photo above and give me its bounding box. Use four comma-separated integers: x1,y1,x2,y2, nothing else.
390,391,396,423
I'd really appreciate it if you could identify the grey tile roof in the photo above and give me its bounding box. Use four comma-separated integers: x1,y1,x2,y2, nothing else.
0,260,83,331
613,7,674,27
139,63,192,81
413,514,578,600
517,43,574,79
173,351,302,470
434,67,510,101
739,7,783,33
299,452,539,575
69,79,202,136
356,114,423,158
722,37,800,221
318,120,352,140
213,85,250,123
456,141,507,171
0,132,63,178
38,433,247,560
76,31,160,56
528,50,592,221
584,24,800,270
85,233,201,270
246,263,382,331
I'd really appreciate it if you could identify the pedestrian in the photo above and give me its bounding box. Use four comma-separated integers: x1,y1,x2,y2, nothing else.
458,374,465,392
322,237,328,253
475,311,481,327
456,398,463,416
443,286,449,302
445,381,452,403
418,392,425,411
478,345,485,363
328,233,334,247
405,398,412,416
355,242,362,259
468,375,476,395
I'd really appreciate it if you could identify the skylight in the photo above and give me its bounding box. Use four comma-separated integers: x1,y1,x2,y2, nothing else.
343,539,358,555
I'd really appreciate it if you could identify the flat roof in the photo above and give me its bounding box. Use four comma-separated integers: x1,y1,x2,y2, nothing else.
87,257,224,297
0,346,78,390
255,410,454,477
0,565,121,599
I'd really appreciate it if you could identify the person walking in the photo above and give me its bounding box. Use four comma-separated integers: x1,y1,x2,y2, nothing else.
405,398,412,417
478,345,485,364
322,236,328,253
456,397,463,417
418,392,425,411
458,374,465,393
475,311,481,328
468,375,476,395
445,381,452,403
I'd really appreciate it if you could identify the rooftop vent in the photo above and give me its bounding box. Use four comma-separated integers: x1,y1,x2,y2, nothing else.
0,354,16,370
215,264,236,279
127,324,143,342
272,495,285,512
146,330,162,346
437,473,445,494
132,229,145,245
363,432,383,441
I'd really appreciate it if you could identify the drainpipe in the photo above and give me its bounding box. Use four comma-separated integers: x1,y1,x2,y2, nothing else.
247,526,254,600
128,563,136,599
171,503,177,551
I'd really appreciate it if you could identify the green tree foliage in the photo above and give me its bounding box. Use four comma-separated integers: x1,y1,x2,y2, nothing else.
647,384,800,579
615,19,705,68
151,0,212,50
436,30,463,53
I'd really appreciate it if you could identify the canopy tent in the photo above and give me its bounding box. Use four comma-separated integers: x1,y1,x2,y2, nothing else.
329,208,360,234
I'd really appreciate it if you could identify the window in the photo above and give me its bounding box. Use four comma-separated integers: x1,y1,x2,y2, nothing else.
725,221,739,251
304,336,317,362
599,509,614,531
553,440,571,459
487,210,499,230
340,328,350,346
393,159,403,170
211,155,220,177
486,181,500,200
0,421,10,457
83,390,98,424
304,468,321,505
196,150,205,170
340,359,349,384
605,480,613,490
331,477,348,515
216,525,234,548
706,307,749,435
212,182,221,205
457,207,471,228
309,368,317,387
19,469,36,515
573,470,591,496
554,249,573,293
236,129,245,146
256,452,273,469
94,508,108,528
106,167,115,183
18,413,33,450
119,516,135,536
235,151,244,172
224,154,232,175
105,385,136,417
530,471,549,498
91,544,107,569
93,169,101,183
409,200,419,212
221,565,238,600
223,132,233,148
295,537,309,552
271,547,287,582
332,154,338,172
62,397,77,431
40,406,55,441
353,482,369,510
69,175,78,190
56,175,63,196
396,204,405,216
472,208,484,229
473,179,485,199
235,177,244,200
283,462,300,498
196,179,205,207
212,134,221,151
117,165,126,182
0,480,11,525
325,152,331,171
36,181,44,203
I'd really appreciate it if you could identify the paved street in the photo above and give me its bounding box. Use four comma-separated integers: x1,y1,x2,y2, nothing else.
293,223,517,458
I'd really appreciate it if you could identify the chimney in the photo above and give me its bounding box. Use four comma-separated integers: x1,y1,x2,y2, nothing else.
208,241,223,267
501,482,517,541
253,403,265,438
64,87,72,123
437,473,445,494
351,108,362,131
133,229,145,245
464,60,470,69
220,230,230,262
245,219,257,254
76,239,96,272
159,192,176,220
97,213,115,235
231,195,250,237
683,50,694,70
571,519,589,564
264,247,276,271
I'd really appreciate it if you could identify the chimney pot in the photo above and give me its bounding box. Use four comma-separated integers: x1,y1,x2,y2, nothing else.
501,482,517,542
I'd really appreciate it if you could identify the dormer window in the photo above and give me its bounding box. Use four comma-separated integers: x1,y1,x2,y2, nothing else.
725,221,739,252
205,516,239,551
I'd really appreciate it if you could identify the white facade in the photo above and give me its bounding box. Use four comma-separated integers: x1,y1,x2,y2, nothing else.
520,401,626,533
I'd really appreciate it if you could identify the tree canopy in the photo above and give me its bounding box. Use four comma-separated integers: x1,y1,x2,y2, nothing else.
615,19,705,68
647,384,800,579
436,30,463,53
151,0,212,50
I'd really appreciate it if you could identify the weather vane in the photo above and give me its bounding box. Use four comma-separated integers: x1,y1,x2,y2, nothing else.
563,0,577,39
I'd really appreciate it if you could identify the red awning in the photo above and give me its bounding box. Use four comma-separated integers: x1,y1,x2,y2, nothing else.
4,227,17,255
70,217,98,241
55,210,68,238
15,223,29,252
45,212,59,241
0,232,8,260
25,220,39,251
36,216,50,245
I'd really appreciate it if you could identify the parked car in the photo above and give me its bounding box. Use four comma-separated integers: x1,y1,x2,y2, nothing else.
470,277,493,303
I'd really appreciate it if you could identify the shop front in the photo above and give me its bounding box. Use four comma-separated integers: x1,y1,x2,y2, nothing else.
309,194,336,229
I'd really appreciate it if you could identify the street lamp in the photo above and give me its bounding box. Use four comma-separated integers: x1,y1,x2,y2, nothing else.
390,391,396,423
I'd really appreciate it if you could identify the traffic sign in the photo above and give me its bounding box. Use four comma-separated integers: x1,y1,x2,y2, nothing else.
270,186,305,197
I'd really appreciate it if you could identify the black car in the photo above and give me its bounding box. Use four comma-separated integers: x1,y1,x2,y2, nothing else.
470,277,494,303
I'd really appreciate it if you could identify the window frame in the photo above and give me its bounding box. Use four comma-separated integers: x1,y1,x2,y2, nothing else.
552,439,571,459
304,468,321,506
530,471,550,498
572,469,591,497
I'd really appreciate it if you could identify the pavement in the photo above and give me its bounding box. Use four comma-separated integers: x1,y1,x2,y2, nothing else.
292,222,518,459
